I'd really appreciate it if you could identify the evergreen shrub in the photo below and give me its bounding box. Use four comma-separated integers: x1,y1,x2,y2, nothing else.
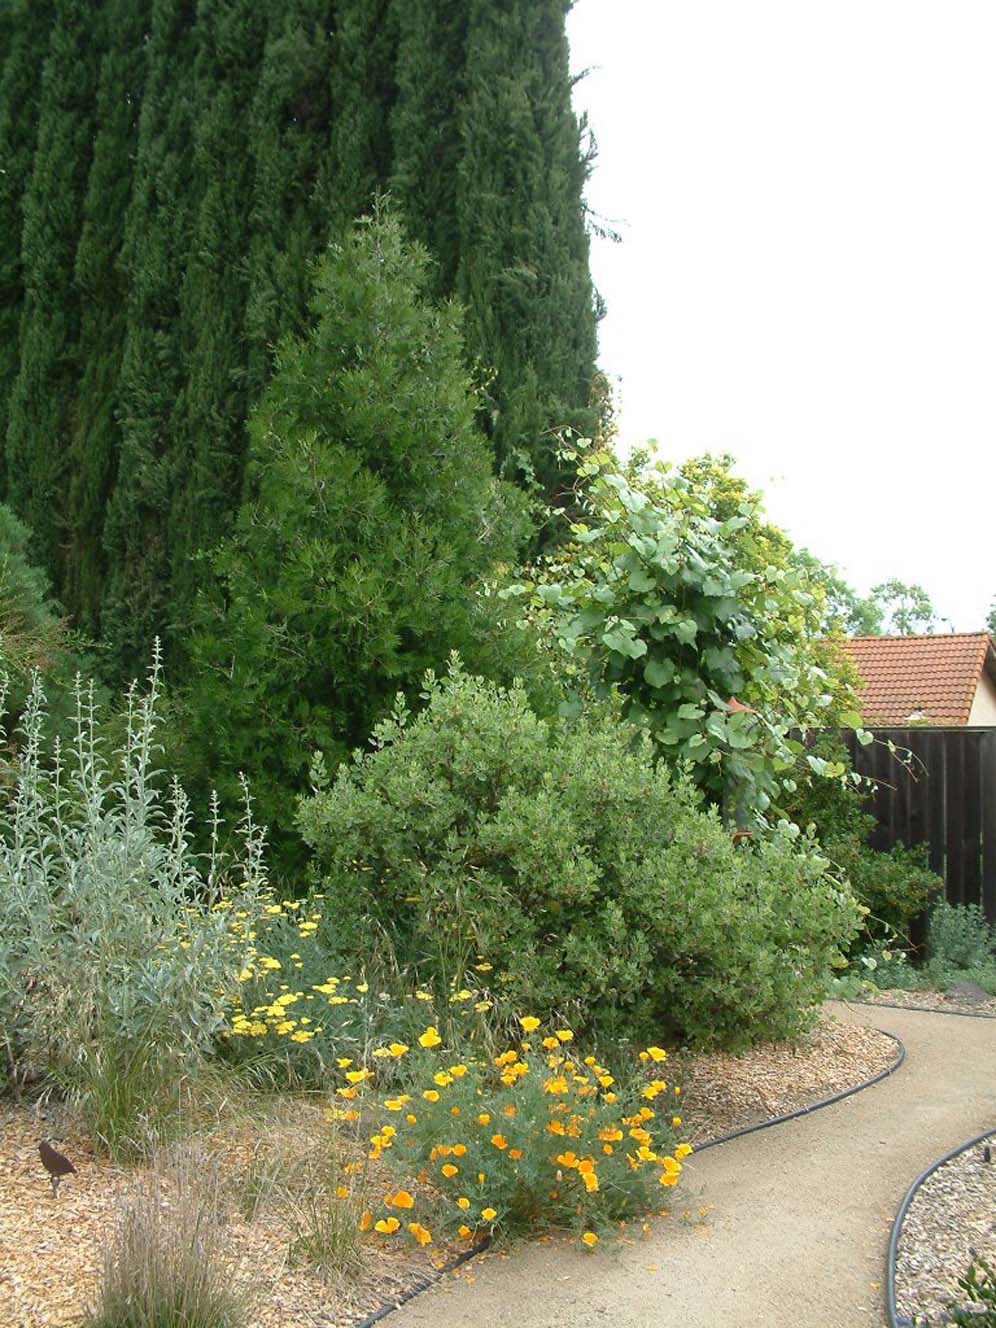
298,660,862,1050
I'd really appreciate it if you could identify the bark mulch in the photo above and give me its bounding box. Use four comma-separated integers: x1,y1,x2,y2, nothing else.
0,1007,899,1328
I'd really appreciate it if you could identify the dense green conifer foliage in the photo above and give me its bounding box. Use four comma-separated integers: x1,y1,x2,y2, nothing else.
100,0,199,676
5,1,101,578
167,0,268,622
0,0,599,677
0,0,55,500
65,0,151,634
452,0,600,496
182,209,531,868
243,2,338,391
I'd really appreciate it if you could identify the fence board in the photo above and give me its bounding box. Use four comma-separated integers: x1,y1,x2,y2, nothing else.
843,726,996,922
982,730,996,921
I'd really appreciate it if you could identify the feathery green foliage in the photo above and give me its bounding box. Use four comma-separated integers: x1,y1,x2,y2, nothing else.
182,207,531,868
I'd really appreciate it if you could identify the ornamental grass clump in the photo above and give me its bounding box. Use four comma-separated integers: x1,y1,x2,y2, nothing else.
83,1152,248,1328
325,1013,691,1251
0,651,266,1151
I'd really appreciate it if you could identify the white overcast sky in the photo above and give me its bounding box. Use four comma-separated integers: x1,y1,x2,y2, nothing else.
566,1,995,631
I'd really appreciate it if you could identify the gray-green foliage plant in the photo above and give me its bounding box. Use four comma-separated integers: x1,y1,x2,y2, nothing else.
0,649,265,1147
297,659,862,1050
926,901,996,990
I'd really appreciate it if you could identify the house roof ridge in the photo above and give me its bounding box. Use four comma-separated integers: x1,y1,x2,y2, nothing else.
844,630,992,642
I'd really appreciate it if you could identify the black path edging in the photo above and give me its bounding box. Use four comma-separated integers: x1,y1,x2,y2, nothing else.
351,1238,492,1328
850,998,996,1021
348,1026,906,1326
692,1029,905,1153
886,1126,996,1328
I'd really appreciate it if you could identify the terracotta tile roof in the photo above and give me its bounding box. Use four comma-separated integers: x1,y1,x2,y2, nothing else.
836,633,996,726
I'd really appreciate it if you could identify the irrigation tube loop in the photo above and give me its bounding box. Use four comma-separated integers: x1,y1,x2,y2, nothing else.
348,1028,906,1326
850,998,996,1021
886,1126,996,1328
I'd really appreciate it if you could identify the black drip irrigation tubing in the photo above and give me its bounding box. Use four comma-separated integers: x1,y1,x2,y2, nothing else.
886,1126,996,1328
349,1026,907,1326
691,1029,905,1153
351,1237,492,1328
849,997,996,1020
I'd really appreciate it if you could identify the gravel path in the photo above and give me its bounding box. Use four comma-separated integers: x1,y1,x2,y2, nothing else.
386,1003,996,1328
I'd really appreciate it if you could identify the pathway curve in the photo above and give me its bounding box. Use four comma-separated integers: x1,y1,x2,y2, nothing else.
387,1002,996,1328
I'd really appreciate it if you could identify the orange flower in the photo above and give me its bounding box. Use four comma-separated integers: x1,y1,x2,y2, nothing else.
375,1217,401,1234
582,1232,598,1247
358,1210,372,1231
441,1164,458,1178
408,1222,432,1246
388,1190,415,1209
490,1133,508,1150
456,1196,471,1209
508,1148,522,1161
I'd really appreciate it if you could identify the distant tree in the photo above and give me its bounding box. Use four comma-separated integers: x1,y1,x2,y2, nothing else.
987,598,995,636
791,551,884,636
869,580,937,636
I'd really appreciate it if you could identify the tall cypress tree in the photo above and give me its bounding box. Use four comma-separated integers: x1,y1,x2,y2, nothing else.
64,0,151,634
101,0,197,677
325,0,399,230
0,0,55,501
167,0,267,629
5,0,100,578
454,0,600,500
243,1,338,394
389,0,468,296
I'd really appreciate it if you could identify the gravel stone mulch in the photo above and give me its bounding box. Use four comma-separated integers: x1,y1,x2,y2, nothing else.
857,987,996,1019
894,1136,996,1326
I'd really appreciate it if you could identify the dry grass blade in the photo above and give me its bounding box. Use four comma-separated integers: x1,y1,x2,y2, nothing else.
82,1147,250,1328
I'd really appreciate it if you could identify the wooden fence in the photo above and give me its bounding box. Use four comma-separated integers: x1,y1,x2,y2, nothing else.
840,726,996,924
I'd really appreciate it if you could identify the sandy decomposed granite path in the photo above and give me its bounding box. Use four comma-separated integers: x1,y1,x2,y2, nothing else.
386,1002,996,1328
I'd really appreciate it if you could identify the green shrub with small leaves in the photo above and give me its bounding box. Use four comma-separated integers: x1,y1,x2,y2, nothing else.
298,659,862,1050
